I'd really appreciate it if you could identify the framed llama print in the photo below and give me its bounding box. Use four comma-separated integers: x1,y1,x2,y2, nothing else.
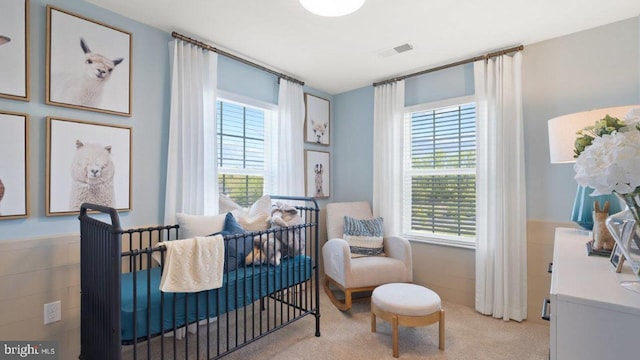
46,6,132,116
0,0,30,101
0,111,29,219
304,93,330,145
46,117,132,216
305,150,330,199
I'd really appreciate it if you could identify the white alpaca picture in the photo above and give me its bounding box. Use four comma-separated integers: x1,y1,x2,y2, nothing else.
0,0,29,100
305,150,330,198
305,93,330,145
47,6,131,115
69,140,116,210
0,111,28,219
51,38,124,108
47,117,131,215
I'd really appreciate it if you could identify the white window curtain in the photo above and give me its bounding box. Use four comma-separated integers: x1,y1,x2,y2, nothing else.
271,79,305,197
164,39,218,225
372,80,405,236
474,52,527,321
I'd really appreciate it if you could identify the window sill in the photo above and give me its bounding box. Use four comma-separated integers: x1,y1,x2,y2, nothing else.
405,234,476,250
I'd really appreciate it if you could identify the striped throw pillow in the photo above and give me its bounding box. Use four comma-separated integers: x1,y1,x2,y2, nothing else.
343,216,384,257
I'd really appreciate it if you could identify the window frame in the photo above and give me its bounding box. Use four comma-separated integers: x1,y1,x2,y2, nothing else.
216,91,277,205
402,95,477,249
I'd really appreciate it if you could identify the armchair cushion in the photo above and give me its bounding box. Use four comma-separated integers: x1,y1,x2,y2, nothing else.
343,216,384,257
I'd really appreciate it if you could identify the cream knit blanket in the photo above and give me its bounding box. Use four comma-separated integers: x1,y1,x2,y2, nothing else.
156,235,225,293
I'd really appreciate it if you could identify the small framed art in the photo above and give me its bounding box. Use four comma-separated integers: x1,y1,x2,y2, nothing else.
609,243,625,273
305,150,330,199
0,111,29,219
0,0,30,101
46,117,132,216
304,93,330,145
46,6,132,116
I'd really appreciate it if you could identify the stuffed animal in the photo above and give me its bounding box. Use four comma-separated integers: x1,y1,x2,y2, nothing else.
245,202,305,266
592,200,615,250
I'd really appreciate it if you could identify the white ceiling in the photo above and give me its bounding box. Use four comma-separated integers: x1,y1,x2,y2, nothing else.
85,0,640,95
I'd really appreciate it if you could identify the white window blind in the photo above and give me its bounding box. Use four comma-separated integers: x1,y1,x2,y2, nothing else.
403,97,477,247
217,98,273,207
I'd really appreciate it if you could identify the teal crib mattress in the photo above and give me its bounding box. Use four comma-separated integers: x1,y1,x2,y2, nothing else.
120,255,312,342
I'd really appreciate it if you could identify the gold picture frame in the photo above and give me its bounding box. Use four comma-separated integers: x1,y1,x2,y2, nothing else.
304,93,330,145
0,110,29,219
46,6,132,116
0,0,30,101
46,117,132,216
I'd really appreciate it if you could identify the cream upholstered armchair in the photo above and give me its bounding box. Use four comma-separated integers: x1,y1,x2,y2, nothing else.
323,201,413,311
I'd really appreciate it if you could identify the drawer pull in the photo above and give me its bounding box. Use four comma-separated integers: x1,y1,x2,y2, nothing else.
541,298,551,321
548,262,553,273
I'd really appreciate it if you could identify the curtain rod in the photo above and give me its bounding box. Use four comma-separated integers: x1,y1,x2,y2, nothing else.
372,44,524,87
172,32,305,86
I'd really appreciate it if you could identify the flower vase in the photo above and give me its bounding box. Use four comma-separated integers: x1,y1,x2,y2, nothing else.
605,189,640,293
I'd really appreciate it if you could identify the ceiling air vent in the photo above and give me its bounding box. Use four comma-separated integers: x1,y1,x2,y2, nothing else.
379,43,414,58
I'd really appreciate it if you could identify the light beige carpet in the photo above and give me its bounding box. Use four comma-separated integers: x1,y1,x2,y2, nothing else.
123,289,549,359
222,290,549,360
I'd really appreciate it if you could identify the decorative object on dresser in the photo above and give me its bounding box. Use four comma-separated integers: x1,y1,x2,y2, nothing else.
547,106,637,229
591,200,614,251
571,106,640,292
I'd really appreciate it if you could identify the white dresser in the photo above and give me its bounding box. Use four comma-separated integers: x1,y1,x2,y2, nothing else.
549,227,640,360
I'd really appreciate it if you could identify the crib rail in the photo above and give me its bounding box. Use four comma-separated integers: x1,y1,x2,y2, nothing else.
79,196,320,360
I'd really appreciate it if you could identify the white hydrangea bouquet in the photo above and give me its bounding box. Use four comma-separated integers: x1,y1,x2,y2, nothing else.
573,110,640,195
573,108,640,279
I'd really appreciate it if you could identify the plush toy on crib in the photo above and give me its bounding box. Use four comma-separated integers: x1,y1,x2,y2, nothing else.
245,202,305,266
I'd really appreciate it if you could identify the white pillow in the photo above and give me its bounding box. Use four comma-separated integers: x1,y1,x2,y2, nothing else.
219,193,243,214
236,194,272,231
176,213,228,239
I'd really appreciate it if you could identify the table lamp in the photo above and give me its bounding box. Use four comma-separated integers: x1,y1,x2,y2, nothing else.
547,105,638,229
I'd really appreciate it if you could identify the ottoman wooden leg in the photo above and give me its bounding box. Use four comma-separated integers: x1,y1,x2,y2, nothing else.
392,314,399,358
439,309,445,350
371,312,376,332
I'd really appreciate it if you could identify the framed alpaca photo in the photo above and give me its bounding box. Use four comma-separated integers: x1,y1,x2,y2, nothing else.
0,0,30,101
0,111,29,219
304,93,330,145
46,6,132,116
46,117,132,216
305,150,330,199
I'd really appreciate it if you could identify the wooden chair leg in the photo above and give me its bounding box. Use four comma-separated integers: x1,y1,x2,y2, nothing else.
371,311,376,332
323,278,352,311
439,309,445,350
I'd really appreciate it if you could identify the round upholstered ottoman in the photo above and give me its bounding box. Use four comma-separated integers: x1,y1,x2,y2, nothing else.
371,283,444,358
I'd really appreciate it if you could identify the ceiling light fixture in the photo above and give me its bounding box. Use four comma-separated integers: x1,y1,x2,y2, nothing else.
299,0,365,17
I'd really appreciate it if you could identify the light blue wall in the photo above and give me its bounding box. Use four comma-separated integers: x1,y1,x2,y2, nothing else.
332,17,640,224
0,0,333,241
0,0,171,240
332,62,474,204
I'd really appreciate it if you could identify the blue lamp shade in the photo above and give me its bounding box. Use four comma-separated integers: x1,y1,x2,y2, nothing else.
571,185,622,230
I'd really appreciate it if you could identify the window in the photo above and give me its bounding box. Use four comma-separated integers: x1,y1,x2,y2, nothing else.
217,95,275,207
403,96,477,248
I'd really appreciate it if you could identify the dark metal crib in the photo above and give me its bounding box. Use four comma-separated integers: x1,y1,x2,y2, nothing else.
79,195,320,360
